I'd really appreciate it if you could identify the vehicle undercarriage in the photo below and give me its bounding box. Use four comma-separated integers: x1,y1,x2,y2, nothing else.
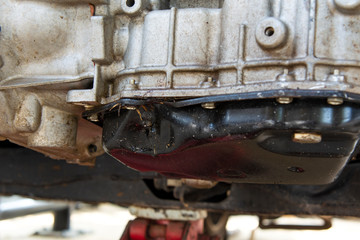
2,0,360,238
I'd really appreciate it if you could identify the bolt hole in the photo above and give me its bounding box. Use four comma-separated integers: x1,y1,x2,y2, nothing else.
264,27,275,37
126,0,135,7
88,144,97,154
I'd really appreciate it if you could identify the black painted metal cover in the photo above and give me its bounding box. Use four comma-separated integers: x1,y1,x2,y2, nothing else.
103,99,360,184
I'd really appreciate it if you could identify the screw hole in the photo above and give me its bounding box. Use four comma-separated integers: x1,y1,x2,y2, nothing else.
264,27,275,37
126,0,135,7
88,144,97,154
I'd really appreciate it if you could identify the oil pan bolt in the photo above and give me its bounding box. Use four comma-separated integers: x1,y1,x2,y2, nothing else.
88,114,99,122
201,102,216,110
293,133,322,144
85,105,99,121
125,79,138,91
327,97,344,106
276,97,293,104
84,105,95,111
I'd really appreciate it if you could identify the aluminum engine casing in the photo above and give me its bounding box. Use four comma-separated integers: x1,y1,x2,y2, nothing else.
66,0,360,103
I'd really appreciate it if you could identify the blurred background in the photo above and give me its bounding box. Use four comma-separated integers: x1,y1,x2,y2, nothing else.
1,196,360,240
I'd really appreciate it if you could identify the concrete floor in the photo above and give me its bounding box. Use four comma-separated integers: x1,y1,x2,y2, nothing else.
1,204,360,240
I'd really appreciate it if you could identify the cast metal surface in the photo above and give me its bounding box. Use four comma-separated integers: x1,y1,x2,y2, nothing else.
67,0,360,102
0,0,360,166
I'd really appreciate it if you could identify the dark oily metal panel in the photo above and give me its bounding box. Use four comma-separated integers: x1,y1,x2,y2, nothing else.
103,99,360,184
0,147,180,208
2,148,360,217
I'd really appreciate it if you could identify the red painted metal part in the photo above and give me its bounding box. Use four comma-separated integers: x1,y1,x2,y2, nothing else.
110,138,252,181
128,219,148,240
120,218,216,240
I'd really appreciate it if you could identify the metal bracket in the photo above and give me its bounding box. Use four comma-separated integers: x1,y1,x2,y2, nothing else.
259,216,332,230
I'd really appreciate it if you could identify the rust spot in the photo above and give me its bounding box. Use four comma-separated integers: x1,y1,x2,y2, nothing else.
117,192,123,197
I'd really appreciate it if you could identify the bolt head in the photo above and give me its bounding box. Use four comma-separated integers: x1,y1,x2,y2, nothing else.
125,106,137,110
293,133,322,144
327,97,344,106
88,114,99,122
201,102,216,110
276,97,293,104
